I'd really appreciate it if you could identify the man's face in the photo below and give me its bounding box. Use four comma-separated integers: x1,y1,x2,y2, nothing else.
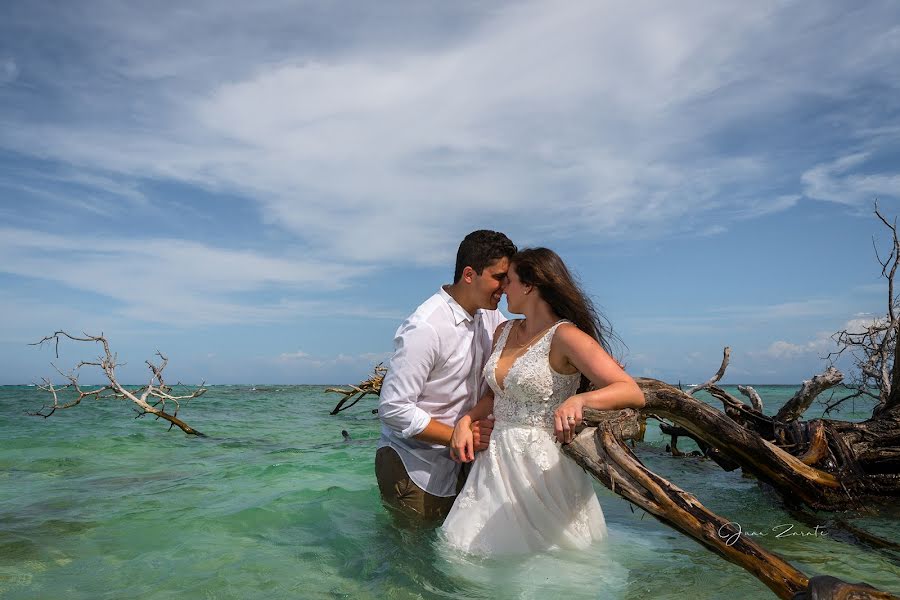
471,256,510,310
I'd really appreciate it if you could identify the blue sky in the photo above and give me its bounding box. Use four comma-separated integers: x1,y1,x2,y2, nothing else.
1,1,899,385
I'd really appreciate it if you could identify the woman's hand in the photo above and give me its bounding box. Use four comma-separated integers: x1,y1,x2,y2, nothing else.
450,416,476,463
554,396,585,444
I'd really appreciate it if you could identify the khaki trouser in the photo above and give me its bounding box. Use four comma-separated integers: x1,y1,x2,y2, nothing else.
375,446,468,521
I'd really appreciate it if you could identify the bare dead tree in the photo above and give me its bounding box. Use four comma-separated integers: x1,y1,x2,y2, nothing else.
826,203,900,418
31,331,206,436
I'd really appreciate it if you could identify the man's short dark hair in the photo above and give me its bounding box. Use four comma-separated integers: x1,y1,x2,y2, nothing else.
453,230,517,283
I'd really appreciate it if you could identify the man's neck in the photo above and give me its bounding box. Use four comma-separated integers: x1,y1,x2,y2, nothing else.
443,283,478,317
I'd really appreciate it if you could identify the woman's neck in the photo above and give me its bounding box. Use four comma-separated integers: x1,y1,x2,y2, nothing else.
519,303,560,338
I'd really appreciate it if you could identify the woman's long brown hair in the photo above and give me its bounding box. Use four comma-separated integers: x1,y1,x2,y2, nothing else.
512,247,619,392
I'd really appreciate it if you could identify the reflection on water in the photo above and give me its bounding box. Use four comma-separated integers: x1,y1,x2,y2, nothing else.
0,385,897,599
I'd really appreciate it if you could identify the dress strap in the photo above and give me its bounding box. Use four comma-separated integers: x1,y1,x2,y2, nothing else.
493,320,516,354
535,319,570,355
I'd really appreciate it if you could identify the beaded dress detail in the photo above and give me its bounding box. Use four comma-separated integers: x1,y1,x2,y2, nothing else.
441,320,607,556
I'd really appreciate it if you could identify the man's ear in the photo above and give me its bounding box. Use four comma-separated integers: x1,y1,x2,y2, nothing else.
462,266,476,283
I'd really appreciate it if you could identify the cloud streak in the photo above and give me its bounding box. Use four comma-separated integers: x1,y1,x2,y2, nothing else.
1,1,898,268
0,227,374,325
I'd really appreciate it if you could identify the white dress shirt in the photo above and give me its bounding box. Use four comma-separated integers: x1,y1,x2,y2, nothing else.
378,287,505,497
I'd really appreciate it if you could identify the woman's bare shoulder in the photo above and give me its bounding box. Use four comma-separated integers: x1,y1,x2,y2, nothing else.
554,321,593,345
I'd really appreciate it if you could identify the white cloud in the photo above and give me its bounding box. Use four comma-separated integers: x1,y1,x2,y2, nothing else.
3,1,898,266
0,58,17,84
841,314,887,334
711,299,839,320
627,298,842,336
756,332,833,360
802,153,900,205
278,350,311,361
0,226,373,325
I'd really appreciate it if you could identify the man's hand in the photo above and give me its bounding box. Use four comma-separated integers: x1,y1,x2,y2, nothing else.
471,415,495,452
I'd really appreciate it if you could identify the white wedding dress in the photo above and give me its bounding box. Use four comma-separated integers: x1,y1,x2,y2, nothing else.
441,320,607,556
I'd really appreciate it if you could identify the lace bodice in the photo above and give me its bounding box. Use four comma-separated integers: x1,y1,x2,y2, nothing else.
484,320,581,429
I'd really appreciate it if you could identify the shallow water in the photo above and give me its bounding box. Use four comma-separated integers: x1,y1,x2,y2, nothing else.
0,385,897,599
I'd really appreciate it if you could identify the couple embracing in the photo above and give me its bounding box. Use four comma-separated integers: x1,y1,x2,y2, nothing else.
376,230,644,556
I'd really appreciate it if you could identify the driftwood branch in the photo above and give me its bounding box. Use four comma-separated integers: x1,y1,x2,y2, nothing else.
637,378,846,509
30,331,206,435
690,346,730,396
775,367,844,422
564,424,810,599
739,385,764,412
326,364,386,415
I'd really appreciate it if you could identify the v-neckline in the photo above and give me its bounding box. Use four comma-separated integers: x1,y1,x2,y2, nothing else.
494,320,558,392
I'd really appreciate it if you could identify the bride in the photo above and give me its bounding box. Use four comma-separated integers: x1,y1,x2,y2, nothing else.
441,247,644,556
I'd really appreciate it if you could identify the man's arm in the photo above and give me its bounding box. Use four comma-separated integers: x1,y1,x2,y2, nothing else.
412,419,454,445
378,320,439,440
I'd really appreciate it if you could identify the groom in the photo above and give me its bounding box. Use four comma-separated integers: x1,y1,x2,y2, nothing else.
376,230,516,520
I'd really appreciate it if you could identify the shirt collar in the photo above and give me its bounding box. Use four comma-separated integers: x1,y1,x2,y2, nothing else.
439,286,474,325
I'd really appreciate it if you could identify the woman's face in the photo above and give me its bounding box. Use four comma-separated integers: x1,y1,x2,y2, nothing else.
505,263,528,314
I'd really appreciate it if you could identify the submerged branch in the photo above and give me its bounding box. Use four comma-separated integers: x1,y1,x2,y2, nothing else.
31,331,206,436
327,364,387,415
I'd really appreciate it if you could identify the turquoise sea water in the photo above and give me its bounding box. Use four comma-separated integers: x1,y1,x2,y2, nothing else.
1,384,897,599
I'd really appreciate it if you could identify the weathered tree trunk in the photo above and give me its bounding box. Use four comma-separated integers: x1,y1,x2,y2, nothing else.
563,424,810,599
637,377,900,509
570,405,899,599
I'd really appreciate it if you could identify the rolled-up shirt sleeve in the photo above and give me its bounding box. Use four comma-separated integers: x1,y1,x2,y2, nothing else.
378,319,439,438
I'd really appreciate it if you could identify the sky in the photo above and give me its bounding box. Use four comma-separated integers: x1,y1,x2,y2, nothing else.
1,0,899,386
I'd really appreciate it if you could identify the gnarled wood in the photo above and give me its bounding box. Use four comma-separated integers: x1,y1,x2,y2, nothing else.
803,575,898,600
563,425,809,599
797,421,830,466
326,364,386,415
581,406,644,441
31,331,206,435
690,346,730,396
637,378,847,509
739,385,764,412
776,367,844,423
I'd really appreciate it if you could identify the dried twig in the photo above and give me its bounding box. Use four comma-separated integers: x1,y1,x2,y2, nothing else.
690,346,730,396
326,364,386,415
30,331,206,435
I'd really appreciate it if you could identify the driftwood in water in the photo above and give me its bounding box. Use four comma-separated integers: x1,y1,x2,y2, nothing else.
30,331,206,435
654,372,900,508
563,424,810,599
326,364,386,415
776,367,844,423
565,380,898,599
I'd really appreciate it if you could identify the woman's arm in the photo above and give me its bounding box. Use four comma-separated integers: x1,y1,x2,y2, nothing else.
551,323,644,443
